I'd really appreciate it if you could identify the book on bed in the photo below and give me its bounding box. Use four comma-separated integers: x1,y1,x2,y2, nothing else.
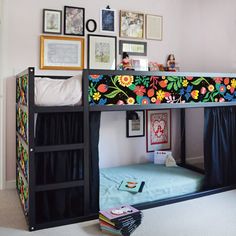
118,180,145,193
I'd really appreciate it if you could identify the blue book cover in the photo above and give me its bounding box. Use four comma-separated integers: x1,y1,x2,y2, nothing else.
118,180,145,193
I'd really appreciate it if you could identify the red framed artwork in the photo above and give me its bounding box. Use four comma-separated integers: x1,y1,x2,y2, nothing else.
146,109,171,152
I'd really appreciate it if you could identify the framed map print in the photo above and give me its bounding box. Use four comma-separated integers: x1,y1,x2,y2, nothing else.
146,109,171,152
40,35,84,70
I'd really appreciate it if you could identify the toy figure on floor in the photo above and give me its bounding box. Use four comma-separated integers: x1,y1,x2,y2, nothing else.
121,52,134,70
166,54,177,71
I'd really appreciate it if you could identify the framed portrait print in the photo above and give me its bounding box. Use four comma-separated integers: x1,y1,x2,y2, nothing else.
87,34,117,70
120,10,144,39
119,40,147,56
146,14,163,40
126,111,145,138
64,6,85,36
100,8,116,33
43,9,62,34
146,109,171,152
40,35,84,70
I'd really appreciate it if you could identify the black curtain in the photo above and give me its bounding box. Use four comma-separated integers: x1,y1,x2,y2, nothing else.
89,112,101,214
204,107,236,188
34,111,101,223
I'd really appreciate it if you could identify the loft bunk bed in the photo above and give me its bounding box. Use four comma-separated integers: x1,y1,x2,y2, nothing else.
16,67,236,231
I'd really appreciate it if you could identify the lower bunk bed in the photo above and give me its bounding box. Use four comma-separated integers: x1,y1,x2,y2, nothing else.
100,163,204,210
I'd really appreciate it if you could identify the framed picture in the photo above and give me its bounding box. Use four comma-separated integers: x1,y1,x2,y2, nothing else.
126,111,145,138
131,59,148,71
120,10,144,39
100,8,116,33
146,110,171,152
119,40,147,56
40,35,84,70
87,34,117,70
146,14,163,40
64,6,85,36
43,9,62,34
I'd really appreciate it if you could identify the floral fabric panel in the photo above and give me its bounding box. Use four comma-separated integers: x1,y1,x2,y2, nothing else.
16,166,29,213
88,75,236,105
16,136,29,180
16,107,28,143
16,75,28,106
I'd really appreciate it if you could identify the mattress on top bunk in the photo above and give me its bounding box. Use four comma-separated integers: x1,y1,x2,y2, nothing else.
34,75,82,106
100,163,204,210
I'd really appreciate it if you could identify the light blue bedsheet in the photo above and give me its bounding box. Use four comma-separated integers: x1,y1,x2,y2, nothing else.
100,163,204,210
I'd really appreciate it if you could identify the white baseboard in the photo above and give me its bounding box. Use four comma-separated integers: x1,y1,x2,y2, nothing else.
186,156,204,164
6,180,16,189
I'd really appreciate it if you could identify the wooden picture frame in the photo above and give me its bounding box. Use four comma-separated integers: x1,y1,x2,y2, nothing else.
126,111,145,138
87,34,117,70
146,14,163,40
100,8,116,33
146,109,171,152
64,6,85,36
119,40,147,56
43,9,62,34
40,35,84,70
120,10,144,39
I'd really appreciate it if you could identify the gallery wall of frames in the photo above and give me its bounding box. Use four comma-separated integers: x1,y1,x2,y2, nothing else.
41,6,163,71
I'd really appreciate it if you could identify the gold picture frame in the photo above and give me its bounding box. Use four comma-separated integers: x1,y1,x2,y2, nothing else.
40,35,84,70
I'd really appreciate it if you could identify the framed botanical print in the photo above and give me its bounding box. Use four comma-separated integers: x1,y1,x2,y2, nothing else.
87,34,117,70
43,9,62,34
40,35,84,70
146,14,163,40
120,10,144,39
100,8,116,33
146,109,171,152
64,6,85,36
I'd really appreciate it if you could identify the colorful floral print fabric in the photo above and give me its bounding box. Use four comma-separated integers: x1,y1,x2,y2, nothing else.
88,74,236,105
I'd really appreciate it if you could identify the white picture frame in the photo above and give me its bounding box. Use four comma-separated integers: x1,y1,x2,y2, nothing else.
146,14,163,41
87,34,117,70
146,109,171,152
100,8,116,33
40,35,84,70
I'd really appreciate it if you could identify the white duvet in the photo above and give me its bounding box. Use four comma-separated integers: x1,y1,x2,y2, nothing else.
34,75,82,106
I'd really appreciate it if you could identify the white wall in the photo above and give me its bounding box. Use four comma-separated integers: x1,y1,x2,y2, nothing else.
3,0,186,180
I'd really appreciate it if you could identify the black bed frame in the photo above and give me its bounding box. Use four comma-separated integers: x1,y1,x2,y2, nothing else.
16,67,236,231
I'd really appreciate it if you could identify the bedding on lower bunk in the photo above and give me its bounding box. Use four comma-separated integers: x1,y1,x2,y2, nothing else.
100,163,204,210
34,75,82,106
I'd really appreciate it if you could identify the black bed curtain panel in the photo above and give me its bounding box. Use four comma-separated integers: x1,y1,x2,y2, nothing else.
89,112,101,214
35,111,101,222
204,107,236,188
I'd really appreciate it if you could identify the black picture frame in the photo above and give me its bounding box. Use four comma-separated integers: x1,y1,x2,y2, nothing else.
126,110,145,138
43,9,62,34
64,6,85,36
87,34,117,70
86,19,97,33
119,40,147,56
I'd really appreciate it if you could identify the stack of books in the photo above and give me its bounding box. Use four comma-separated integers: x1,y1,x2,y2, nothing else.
99,205,143,236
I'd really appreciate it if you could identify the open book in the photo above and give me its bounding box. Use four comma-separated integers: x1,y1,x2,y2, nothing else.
118,180,145,193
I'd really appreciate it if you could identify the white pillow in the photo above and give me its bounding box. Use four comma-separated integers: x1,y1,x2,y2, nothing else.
165,155,177,167
34,75,82,106
154,151,172,165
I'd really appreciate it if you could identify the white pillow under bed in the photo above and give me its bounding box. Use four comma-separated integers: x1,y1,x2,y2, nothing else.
34,75,82,106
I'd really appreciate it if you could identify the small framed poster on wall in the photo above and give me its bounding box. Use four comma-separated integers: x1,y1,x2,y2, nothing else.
146,14,163,40
43,9,62,34
100,8,116,33
126,111,145,138
146,109,171,152
64,6,85,36
87,34,117,70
